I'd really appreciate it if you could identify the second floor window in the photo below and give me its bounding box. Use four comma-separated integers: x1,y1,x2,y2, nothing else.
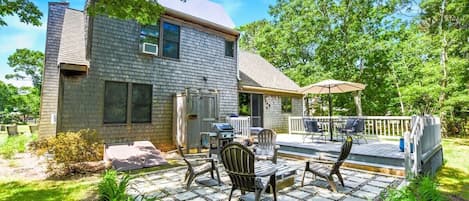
140,21,180,59
225,40,234,57
162,22,180,59
140,24,160,54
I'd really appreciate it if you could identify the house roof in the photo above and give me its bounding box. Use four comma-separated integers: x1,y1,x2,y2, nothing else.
57,8,89,67
239,51,301,94
157,0,237,33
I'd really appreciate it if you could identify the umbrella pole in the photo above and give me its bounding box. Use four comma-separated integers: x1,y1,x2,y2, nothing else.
329,87,333,141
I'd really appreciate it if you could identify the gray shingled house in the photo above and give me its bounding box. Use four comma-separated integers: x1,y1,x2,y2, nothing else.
39,0,303,145
238,51,303,132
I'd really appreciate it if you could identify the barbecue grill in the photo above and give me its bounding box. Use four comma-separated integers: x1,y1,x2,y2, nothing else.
207,123,234,158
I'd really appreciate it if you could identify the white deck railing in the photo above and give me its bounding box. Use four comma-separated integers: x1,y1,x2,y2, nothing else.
405,116,443,178
288,116,412,138
226,116,251,138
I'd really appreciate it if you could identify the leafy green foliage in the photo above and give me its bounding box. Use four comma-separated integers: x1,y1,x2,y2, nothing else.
30,129,104,176
6,48,44,91
238,0,468,136
383,176,444,201
0,0,42,26
87,0,165,25
98,170,132,201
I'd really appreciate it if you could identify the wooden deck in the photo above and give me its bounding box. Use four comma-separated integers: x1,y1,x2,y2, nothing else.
276,134,405,176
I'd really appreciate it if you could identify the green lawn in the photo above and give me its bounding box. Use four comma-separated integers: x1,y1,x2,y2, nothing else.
0,177,99,201
437,138,469,200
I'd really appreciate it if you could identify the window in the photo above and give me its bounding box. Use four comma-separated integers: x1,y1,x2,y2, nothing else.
104,81,128,124
140,24,160,53
162,22,180,58
238,93,251,116
104,82,153,124
225,40,234,57
140,21,180,59
132,84,152,123
281,97,292,113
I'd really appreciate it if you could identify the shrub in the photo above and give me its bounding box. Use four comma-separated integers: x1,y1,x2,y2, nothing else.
30,129,104,176
383,176,444,201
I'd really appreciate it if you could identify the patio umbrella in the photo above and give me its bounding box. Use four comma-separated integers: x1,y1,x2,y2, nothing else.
300,79,366,141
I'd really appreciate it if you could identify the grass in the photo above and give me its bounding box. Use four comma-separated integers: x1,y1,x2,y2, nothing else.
437,137,469,200
0,176,99,201
0,134,36,159
0,162,183,201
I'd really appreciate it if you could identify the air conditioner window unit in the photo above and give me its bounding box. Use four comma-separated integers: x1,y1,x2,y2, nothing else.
142,42,158,55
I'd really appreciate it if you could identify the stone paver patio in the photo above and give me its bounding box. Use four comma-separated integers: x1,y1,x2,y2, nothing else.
128,159,402,201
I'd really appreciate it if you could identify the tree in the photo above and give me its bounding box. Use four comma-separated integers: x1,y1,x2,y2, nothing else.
239,0,412,116
6,48,44,91
0,0,42,26
86,0,165,25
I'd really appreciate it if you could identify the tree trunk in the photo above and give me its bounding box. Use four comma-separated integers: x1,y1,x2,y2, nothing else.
353,91,362,116
439,0,448,135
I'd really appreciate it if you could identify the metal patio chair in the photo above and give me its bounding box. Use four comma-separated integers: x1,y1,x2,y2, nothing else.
177,145,221,189
220,142,278,201
254,129,279,163
301,136,353,192
340,118,367,144
303,119,326,143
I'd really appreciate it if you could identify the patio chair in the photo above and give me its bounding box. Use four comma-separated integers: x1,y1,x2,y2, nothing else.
177,145,221,189
220,142,277,201
303,119,326,143
338,118,356,141
340,118,367,144
254,129,279,164
301,136,353,192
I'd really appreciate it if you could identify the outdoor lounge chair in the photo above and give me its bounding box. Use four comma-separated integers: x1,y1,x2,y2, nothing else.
339,118,367,144
303,119,326,143
301,136,353,192
254,129,279,163
177,145,221,189
220,142,277,201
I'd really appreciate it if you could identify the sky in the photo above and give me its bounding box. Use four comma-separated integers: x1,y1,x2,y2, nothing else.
0,0,275,87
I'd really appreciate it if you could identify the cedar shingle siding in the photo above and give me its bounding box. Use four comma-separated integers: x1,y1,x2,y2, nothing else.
41,5,238,145
39,2,69,138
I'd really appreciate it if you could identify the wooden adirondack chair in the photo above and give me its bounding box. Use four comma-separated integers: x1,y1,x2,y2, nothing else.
220,142,278,201
301,136,353,192
177,145,221,189
254,129,279,163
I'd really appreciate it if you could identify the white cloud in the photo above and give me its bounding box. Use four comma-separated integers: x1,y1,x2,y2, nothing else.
0,77,33,88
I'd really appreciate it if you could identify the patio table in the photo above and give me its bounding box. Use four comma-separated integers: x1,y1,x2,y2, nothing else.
256,161,299,193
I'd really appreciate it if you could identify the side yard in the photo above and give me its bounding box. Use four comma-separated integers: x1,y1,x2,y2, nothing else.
437,138,469,200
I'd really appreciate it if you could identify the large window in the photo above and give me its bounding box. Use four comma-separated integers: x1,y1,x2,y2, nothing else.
162,22,180,59
140,21,180,59
225,40,234,57
104,82,153,124
104,81,128,124
281,97,292,113
131,84,152,123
